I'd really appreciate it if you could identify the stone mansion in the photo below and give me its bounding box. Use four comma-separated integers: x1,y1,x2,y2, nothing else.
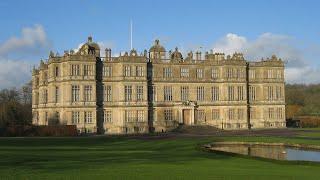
32,37,286,134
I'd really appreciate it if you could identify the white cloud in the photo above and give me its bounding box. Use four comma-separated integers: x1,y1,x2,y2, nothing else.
212,33,247,55
211,33,320,84
0,24,50,57
0,59,32,89
0,24,50,89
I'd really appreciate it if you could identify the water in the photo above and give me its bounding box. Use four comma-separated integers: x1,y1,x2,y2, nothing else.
286,148,320,162
209,144,320,162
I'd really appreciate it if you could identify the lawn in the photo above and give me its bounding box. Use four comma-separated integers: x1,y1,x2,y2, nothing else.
0,134,320,180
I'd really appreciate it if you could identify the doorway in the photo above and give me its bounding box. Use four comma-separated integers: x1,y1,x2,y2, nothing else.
183,109,192,125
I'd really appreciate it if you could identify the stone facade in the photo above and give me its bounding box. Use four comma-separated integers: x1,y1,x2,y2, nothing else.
32,37,286,134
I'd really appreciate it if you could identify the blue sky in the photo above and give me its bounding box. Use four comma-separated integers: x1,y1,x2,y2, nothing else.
0,0,320,88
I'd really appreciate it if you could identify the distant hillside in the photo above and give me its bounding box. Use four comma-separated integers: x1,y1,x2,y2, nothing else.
286,84,320,118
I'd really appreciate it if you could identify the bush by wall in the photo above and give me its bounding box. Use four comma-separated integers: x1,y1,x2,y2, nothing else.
0,125,78,136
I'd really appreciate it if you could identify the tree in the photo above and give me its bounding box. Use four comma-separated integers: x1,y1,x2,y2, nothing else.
0,82,32,127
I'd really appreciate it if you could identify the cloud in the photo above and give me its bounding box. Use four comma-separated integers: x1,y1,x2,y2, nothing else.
212,33,247,55
0,59,32,89
0,24,51,57
0,24,50,89
212,33,320,84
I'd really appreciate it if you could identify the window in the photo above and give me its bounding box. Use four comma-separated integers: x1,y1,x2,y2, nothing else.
267,69,273,79
237,86,244,101
211,68,219,79
180,68,189,78
104,111,112,123
84,65,92,76
196,110,205,121
196,69,203,78
43,89,48,103
136,86,144,101
55,66,59,77
164,86,173,101
275,86,282,100
249,86,256,101
249,70,255,79
84,112,93,123
136,66,144,77
55,86,59,103
180,86,189,101
278,108,284,119
124,66,131,77
137,110,145,122
152,86,157,101
268,108,275,119
276,70,282,79
250,108,256,119
124,85,132,102
84,85,92,101
237,109,244,120
226,68,233,79
211,86,219,101
163,67,172,78
103,66,112,77
236,69,241,79
72,85,80,102
104,85,112,102
164,109,173,121
71,64,80,76
125,110,135,122
72,112,80,124
212,109,220,120
228,86,235,101
197,86,205,101
267,86,274,101
228,109,236,120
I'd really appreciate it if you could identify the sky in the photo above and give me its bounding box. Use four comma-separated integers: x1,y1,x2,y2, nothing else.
0,0,320,88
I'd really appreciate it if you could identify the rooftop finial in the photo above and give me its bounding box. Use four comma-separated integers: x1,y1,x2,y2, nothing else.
155,39,160,45
88,36,93,43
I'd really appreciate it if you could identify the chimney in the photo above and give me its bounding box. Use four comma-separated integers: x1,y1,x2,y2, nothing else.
105,48,112,61
195,51,201,61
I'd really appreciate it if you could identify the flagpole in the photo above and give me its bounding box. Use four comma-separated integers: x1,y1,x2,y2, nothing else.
130,20,133,50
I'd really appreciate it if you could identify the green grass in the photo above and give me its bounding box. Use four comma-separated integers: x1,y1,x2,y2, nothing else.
0,135,320,180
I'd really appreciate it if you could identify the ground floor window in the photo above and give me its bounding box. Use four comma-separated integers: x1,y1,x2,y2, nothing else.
104,110,112,123
72,112,80,124
212,109,220,120
196,110,205,122
84,112,93,123
164,109,173,121
137,110,145,122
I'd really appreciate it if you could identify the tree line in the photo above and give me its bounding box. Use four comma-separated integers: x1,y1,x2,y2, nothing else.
286,84,320,118
0,82,32,127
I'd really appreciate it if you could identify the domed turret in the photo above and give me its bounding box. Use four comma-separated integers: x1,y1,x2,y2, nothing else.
149,39,166,52
77,36,100,56
171,47,183,61
149,39,166,59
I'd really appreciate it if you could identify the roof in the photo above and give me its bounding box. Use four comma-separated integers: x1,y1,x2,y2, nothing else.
149,39,166,52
